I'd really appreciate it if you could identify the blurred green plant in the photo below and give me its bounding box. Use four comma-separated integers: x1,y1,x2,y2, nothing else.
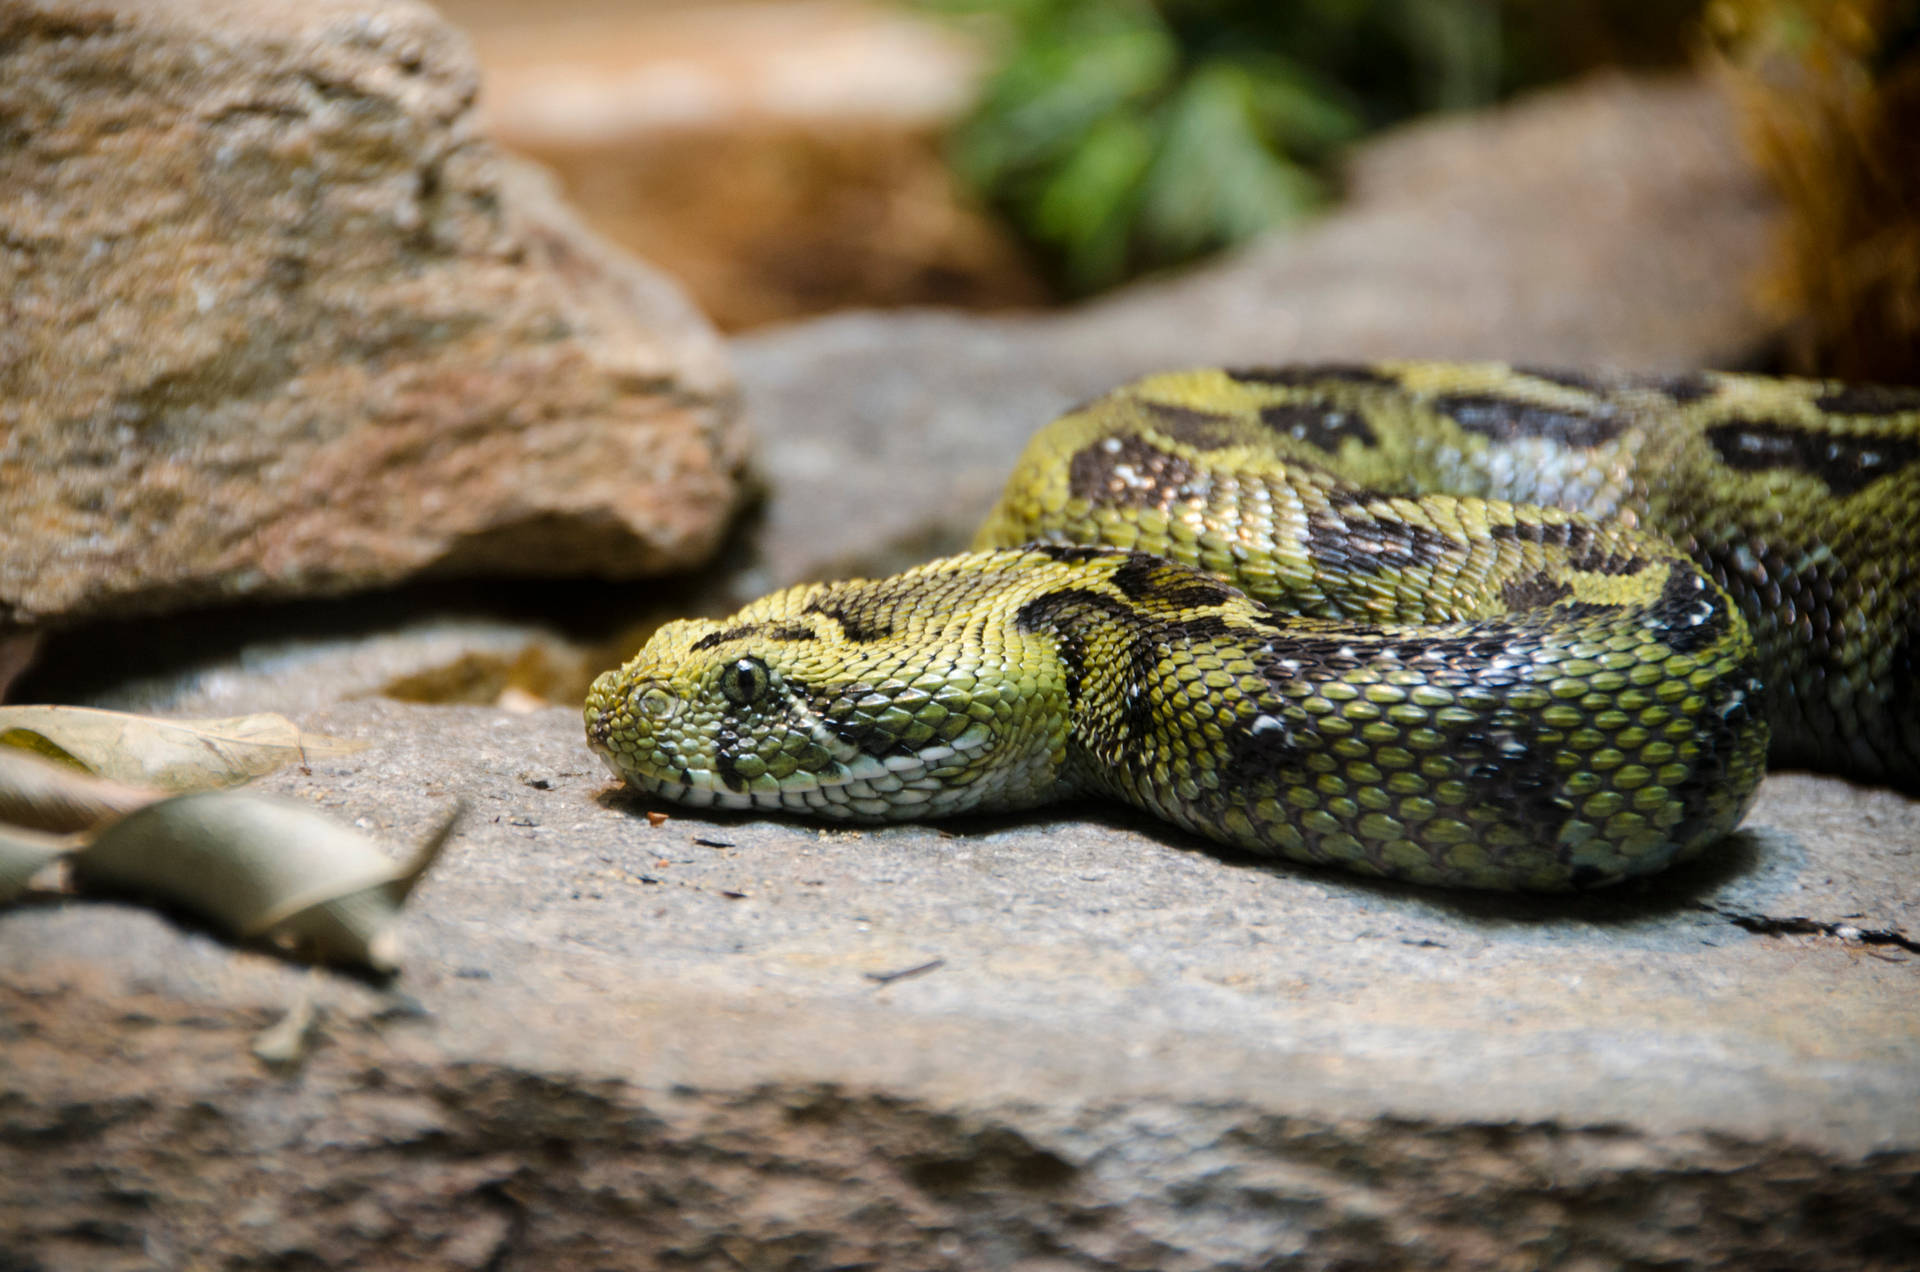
917,0,1704,293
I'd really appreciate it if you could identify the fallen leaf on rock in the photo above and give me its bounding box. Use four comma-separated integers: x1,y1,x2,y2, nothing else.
0,824,74,903
0,747,163,833
0,707,364,791
72,792,462,974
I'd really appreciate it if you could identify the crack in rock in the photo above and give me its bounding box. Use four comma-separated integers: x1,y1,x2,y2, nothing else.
1694,903,1920,955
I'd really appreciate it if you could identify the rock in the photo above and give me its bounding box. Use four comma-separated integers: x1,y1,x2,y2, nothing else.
451,0,1048,331
1,701,1915,1268
0,0,745,630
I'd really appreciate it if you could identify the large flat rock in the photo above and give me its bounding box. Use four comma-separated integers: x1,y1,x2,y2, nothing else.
0,0,744,628
3,702,1916,1269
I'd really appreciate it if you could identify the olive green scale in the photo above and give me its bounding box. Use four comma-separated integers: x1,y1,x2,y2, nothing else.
586,363,1920,891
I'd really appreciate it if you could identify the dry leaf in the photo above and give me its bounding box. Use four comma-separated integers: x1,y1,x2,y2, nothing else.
0,706,364,792
0,747,162,832
72,792,460,973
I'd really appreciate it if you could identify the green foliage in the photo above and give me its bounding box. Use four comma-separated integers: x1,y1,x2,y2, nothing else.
919,0,1702,293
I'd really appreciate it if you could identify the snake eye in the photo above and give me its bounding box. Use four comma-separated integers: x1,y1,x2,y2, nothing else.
631,685,678,720
719,656,771,706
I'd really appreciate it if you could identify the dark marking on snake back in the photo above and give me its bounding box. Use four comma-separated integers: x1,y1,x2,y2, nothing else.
803,600,893,644
1016,587,1158,740
1516,366,1718,406
1811,384,1920,415
1030,542,1119,565
1228,364,1397,388
1107,554,1233,610
1068,434,1199,509
690,622,818,652
1705,419,1920,496
1647,565,1732,656
1258,401,1380,452
1434,394,1629,448
1307,498,1463,574
1015,587,1119,704
1488,520,1645,576
1500,576,1572,612
1140,400,1240,449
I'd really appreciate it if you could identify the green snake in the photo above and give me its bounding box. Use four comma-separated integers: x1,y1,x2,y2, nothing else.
585,364,1920,891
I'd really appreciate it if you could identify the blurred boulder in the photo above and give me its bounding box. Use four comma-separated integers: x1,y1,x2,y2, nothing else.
0,0,746,629
453,0,1051,330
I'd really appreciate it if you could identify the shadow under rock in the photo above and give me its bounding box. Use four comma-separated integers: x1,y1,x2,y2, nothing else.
7,509,783,709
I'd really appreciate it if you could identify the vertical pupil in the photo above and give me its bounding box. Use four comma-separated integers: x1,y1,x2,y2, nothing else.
729,658,766,703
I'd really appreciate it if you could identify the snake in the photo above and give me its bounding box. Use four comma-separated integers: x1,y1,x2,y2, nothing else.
584,363,1920,891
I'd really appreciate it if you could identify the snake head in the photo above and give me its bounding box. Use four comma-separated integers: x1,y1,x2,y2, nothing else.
584,564,1079,820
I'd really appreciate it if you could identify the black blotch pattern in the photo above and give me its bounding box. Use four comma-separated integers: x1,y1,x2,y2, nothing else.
1654,372,1719,405
1108,554,1233,609
1647,565,1732,656
1067,434,1200,509
1705,418,1920,496
1141,400,1239,448
1488,520,1644,576
690,626,750,652
1513,366,1717,406
809,681,921,760
803,599,893,644
1029,542,1119,565
690,622,818,652
714,733,747,793
1015,587,1156,739
1811,384,1920,415
1305,497,1462,575
1434,394,1629,447
1258,401,1380,451
1500,576,1572,611
1227,364,1396,388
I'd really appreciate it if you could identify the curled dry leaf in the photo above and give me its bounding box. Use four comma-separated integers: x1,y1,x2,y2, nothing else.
0,746,163,833
0,706,365,792
0,824,73,903
72,792,461,974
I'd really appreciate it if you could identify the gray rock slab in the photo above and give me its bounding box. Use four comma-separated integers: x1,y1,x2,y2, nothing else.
3,702,1917,1270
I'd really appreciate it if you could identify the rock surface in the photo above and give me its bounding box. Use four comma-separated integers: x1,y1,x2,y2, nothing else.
8,71,1919,1272
3,703,1916,1269
0,0,744,629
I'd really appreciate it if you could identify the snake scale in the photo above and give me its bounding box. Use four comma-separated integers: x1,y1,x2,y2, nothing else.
586,364,1920,891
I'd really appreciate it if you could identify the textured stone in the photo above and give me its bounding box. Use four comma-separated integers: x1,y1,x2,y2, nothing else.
0,0,744,628
2,702,1915,1269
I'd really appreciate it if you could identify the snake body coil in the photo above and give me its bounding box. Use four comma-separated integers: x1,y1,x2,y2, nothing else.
586,364,1920,891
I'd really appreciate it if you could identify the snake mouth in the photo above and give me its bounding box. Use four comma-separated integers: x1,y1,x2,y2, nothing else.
599,735,979,820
